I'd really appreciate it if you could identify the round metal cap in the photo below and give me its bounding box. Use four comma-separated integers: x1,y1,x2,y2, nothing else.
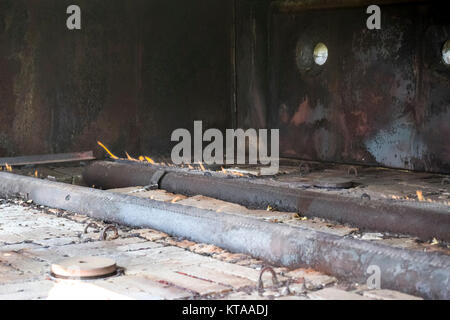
51,256,117,279
313,177,354,189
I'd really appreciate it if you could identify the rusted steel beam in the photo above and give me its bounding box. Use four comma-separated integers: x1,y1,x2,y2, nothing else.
83,161,450,242
0,151,95,167
0,172,448,299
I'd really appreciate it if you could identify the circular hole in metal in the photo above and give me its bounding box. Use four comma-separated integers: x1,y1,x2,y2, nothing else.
313,42,328,66
442,40,450,65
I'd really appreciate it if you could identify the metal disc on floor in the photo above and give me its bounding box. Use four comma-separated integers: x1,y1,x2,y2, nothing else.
51,256,117,279
313,177,354,189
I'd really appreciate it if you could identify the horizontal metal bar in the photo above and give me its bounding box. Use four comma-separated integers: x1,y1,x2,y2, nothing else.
83,161,450,242
0,172,448,299
0,151,95,167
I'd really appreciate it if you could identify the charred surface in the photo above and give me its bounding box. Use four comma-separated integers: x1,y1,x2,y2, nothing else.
268,2,450,173
0,0,233,158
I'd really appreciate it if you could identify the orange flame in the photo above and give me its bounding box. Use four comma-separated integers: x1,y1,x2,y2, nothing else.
198,161,206,172
34,170,38,178
220,167,244,177
171,196,183,203
97,141,119,160
125,152,137,161
5,163,12,172
98,141,156,165
416,190,424,202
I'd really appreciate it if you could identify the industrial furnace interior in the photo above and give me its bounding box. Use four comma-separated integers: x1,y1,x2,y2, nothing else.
0,0,449,303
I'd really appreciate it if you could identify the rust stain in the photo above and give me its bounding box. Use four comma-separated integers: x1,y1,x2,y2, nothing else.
290,98,311,126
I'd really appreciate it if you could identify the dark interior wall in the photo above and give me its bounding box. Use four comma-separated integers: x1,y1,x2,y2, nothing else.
1,0,449,173
0,0,234,158
235,0,271,130
236,1,450,174
138,1,234,154
268,2,450,173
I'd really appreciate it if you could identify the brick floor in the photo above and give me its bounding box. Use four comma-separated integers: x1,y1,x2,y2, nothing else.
308,287,372,300
0,200,423,300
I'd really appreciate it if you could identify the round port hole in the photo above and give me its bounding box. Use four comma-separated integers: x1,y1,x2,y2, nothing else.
313,42,328,66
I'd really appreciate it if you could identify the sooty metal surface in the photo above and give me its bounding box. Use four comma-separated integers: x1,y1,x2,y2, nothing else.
267,1,450,173
83,161,450,242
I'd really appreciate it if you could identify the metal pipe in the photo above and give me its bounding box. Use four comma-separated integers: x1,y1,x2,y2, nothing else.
0,172,448,299
0,151,95,166
83,161,450,242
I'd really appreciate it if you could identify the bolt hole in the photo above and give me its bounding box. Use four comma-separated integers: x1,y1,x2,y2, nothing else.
361,193,371,201
65,195,71,201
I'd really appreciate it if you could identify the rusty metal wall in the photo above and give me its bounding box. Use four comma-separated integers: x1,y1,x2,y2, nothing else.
235,0,271,130
266,1,450,173
0,0,234,158
1,0,449,173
